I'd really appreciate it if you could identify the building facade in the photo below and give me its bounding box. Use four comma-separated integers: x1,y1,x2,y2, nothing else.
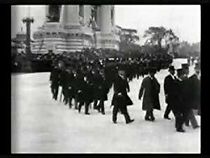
32,5,120,54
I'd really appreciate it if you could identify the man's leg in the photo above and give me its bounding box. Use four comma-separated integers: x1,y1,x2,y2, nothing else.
51,85,54,99
188,109,199,128
93,100,98,109
54,85,59,100
112,105,119,123
74,95,78,109
150,109,155,121
164,104,171,119
99,100,105,114
145,110,150,120
121,105,134,124
78,102,84,113
85,101,90,115
183,109,190,126
68,95,72,109
63,89,68,105
175,112,185,132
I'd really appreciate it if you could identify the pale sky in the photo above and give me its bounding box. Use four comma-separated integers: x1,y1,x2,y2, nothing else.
11,5,201,44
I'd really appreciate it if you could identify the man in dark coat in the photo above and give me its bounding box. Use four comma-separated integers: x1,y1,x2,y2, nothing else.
171,68,186,132
111,69,134,124
95,70,109,115
188,63,201,115
49,65,60,100
163,65,176,120
92,69,101,110
74,70,85,110
66,67,75,109
139,68,160,121
78,75,93,115
183,64,200,128
60,67,69,105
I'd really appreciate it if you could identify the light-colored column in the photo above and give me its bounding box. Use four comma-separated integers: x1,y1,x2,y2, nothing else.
112,5,115,26
100,5,111,33
59,5,80,26
45,5,49,22
83,5,91,26
96,6,101,29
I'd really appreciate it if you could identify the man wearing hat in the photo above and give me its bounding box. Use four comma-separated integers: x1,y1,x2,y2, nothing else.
111,68,134,124
181,63,199,129
190,63,201,115
163,65,176,120
184,63,200,128
171,68,186,132
66,66,75,108
139,67,161,121
181,63,189,78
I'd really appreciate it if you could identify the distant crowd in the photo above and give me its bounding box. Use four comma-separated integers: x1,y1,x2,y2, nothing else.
12,48,174,73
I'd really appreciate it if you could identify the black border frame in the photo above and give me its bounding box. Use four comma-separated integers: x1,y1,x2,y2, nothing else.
2,0,209,156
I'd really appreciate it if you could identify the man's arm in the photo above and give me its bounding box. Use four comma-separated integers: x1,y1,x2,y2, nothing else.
139,78,145,100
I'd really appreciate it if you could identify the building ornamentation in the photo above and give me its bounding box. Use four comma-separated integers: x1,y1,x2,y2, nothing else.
32,5,120,54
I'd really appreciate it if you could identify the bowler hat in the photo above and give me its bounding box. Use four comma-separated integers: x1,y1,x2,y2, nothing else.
181,63,189,69
168,65,175,71
177,68,183,76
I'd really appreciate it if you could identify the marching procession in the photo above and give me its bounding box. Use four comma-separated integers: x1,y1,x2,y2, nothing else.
49,49,200,133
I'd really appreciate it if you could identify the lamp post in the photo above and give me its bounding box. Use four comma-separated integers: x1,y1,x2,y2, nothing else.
22,17,34,59
22,16,34,72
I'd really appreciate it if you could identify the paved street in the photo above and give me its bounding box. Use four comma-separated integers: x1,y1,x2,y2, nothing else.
11,62,200,153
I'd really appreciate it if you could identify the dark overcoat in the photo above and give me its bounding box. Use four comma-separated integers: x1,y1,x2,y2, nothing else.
171,78,185,112
49,67,60,87
164,74,177,104
74,73,86,103
83,80,94,103
66,72,75,98
139,76,161,111
188,74,200,110
111,75,133,106
94,75,109,101
181,77,193,111
91,73,101,100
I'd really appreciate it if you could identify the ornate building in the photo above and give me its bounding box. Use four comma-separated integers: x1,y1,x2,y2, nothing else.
32,5,120,54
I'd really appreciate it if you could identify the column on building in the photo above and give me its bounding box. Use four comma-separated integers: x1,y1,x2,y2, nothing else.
111,5,115,27
83,5,92,27
96,6,101,29
100,5,112,34
45,5,49,22
59,5,80,26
